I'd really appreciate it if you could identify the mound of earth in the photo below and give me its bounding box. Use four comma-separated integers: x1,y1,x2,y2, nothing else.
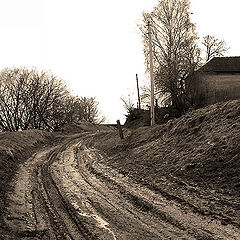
91,99,240,192
84,99,240,226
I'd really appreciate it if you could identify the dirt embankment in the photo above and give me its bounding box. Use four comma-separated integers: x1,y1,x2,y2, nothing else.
1,100,240,239
85,99,240,227
0,130,54,219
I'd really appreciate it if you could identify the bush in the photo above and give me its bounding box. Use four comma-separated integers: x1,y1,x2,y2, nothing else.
0,67,104,131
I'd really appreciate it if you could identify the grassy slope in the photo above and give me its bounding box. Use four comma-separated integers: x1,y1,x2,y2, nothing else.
91,99,240,191
0,130,54,218
86,99,240,224
92,100,240,190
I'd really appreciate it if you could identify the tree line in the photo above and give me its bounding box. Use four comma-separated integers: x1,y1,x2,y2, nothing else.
0,67,104,132
139,0,229,114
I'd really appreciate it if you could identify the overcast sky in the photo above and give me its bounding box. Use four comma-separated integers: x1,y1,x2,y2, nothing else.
0,0,239,123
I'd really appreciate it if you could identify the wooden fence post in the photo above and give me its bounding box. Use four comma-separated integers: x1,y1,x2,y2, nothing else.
136,73,141,109
116,120,124,139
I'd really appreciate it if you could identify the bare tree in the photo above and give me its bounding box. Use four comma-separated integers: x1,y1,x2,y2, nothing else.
202,35,229,62
121,94,135,115
0,68,32,131
140,84,151,109
0,68,67,131
71,96,105,124
141,83,173,109
0,67,105,131
139,0,201,114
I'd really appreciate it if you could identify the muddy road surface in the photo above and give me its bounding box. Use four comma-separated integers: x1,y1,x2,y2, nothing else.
3,134,240,239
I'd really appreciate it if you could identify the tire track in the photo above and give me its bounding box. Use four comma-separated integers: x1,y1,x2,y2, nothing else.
38,146,98,240
5,134,240,239
80,145,240,240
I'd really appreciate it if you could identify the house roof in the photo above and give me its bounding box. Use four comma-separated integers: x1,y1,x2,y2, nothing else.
199,57,240,73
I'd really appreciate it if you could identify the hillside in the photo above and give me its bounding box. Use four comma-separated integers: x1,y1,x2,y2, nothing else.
1,100,240,239
85,99,240,226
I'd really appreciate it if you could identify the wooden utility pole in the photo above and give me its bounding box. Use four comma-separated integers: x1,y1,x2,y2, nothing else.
147,20,155,126
136,74,141,109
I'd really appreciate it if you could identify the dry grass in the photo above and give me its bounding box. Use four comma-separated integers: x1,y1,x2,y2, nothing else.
89,99,240,194
83,99,240,226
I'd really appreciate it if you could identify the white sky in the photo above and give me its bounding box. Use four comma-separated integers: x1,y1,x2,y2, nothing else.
0,0,239,123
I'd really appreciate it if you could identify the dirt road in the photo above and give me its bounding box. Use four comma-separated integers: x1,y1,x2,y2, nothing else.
3,135,240,239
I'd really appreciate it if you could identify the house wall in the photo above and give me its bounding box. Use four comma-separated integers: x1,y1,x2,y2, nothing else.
191,72,240,107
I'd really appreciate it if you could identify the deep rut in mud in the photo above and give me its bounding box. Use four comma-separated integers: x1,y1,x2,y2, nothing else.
3,136,240,239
